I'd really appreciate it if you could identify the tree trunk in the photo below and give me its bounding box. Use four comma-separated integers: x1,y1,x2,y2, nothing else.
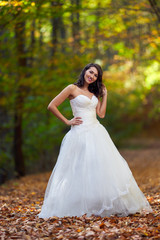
59,17,66,53
148,0,160,23
38,20,43,47
70,0,81,52
28,19,36,68
50,0,62,57
94,1,101,58
14,19,26,177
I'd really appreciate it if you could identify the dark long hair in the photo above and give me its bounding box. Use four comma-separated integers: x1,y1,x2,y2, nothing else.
74,63,104,98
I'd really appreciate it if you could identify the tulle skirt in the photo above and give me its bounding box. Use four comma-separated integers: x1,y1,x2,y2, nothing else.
38,122,152,218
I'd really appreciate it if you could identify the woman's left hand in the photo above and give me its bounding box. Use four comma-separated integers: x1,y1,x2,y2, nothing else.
102,85,107,97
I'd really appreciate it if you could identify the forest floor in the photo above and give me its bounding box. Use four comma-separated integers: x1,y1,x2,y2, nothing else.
0,143,160,239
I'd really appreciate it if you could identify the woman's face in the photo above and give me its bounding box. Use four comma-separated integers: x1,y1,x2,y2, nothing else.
84,67,98,84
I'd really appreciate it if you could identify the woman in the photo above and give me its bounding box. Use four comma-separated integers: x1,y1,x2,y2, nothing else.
38,63,152,218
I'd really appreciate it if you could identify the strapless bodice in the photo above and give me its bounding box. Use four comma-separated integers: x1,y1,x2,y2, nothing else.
70,94,100,131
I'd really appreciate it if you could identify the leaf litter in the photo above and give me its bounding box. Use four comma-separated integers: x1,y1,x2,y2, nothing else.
0,148,160,239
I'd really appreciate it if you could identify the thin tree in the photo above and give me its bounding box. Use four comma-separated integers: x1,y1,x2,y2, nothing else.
148,0,160,23
14,16,27,177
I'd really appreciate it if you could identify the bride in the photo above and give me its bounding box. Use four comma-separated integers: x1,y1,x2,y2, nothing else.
38,63,152,218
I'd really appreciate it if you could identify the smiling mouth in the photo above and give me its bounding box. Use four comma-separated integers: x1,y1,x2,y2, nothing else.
88,77,92,82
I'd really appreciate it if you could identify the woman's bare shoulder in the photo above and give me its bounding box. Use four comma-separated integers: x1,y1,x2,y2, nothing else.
65,84,77,94
67,84,76,90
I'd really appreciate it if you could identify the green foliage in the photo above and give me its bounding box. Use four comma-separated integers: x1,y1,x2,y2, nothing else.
0,0,160,175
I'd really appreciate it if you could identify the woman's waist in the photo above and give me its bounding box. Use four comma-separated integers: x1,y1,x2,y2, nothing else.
71,114,99,131
73,111,97,119
71,119,100,132
74,114,98,123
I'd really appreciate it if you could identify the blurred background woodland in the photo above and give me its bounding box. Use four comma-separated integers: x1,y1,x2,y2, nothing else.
0,0,160,181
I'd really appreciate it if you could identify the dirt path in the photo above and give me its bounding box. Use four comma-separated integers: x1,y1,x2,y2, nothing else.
121,148,160,192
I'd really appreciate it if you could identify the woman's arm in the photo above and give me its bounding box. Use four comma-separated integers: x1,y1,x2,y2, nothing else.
47,84,83,126
96,86,107,118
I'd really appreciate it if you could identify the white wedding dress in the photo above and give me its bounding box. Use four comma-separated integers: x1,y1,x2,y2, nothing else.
38,94,152,218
